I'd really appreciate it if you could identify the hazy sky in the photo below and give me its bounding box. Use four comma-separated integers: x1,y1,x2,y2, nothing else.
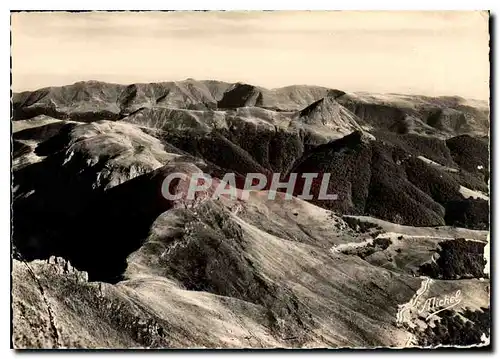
11,11,490,99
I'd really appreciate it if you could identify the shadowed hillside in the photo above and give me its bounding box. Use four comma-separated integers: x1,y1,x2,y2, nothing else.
11,80,490,349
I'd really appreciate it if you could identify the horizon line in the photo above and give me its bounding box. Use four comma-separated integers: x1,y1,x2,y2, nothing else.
11,77,490,102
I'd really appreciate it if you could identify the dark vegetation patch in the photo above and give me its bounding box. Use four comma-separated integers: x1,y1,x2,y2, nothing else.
288,130,488,230
343,217,383,233
156,124,309,176
404,157,462,204
374,131,456,167
33,124,79,157
362,141,445,226
444,199,489,230
372,237,392,250
291,131,374,214
403,157,489,229
446,135,489,183
292,131,458,227
340,236,392,260
418,238,487,279
222,119,306,173
450,170,489,193
412,307,490,347
159,131,269,176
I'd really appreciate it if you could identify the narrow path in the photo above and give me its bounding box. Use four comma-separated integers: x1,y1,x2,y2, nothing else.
395,276,434,347
396,276,433,325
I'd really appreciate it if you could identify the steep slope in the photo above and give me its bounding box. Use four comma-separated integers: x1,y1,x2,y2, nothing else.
336,92,489,137
217,83,264,109
216,82,341,111
122,106,348,175
123,198,424,348
12,173,490,348
291,131,488,229
12,257,282,348
11,80,490,349
446,135,490,181
297,95,366,132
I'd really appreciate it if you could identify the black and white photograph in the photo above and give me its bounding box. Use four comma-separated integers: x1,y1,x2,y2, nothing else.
10,10,491,349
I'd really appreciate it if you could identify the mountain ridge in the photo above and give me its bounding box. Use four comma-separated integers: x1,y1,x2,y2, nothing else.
11,79,490,349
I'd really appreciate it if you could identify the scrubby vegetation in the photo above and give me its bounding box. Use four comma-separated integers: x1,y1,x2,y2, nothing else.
291,131,374,214
404,157,462,204
343,216,383,233
446,135,489,181
363,141,449,226
374,131,456,167
403,158,489,230
341,236,392,260
372,237,392,250
451,170,489,193
413,307,490,347
444,199,489,230
293,133,454,227
418,238,487,279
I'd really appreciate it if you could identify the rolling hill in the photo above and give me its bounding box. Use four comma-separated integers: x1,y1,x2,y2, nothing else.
11,79,490,349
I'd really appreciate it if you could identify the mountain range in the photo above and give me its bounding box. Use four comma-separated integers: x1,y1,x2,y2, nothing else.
11,79,490,349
